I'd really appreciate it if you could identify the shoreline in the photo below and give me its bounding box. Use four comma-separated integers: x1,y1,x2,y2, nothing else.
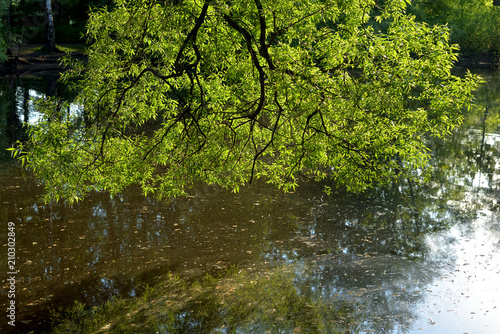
455,54,500,69
0,44,86,76
1,44,498,76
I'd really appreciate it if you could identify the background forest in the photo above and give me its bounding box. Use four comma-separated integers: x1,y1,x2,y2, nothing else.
0,0,113,59
1,0,500,64
410,0,500,62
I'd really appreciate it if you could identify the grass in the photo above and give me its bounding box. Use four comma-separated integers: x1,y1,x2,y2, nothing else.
14,44,86,57
55,44,86,55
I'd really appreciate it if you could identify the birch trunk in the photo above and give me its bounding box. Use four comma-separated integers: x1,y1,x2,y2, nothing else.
45,0,56,52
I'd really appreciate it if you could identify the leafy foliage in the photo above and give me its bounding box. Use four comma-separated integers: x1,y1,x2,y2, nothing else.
6,0,114,44
410,0,500,57
0,0,9,63
0,34,5,64
12,0,480,203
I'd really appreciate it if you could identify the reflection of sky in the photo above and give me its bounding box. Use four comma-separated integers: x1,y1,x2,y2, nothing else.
473,169,500,189
285,203,500,333
409,108,500,331
472,131,500,189
17,88,43,124
16,88,83,125
411,211,500,333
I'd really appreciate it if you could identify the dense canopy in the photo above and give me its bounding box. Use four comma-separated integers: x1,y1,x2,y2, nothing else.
12,0,480,202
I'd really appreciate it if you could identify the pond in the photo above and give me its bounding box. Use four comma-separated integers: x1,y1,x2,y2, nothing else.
1,70,500,333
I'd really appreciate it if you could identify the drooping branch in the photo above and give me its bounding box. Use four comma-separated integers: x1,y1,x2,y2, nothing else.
249,91,283,182
254,0,275,70
98,67,185,158
221,12,266,119
97,1,211,160
174,0,211,73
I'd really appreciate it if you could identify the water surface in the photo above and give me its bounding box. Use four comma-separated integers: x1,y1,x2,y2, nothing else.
1,71,500,333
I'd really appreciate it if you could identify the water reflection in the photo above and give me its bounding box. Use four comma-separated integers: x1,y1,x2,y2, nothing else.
0,70,500,333
0,75,73,161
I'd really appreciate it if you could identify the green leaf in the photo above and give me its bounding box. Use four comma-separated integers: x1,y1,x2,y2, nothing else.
20,0,480,203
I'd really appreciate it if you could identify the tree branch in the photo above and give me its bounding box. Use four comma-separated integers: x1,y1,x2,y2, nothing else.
221,12,266,119
254,0,275,70
174,0,211,72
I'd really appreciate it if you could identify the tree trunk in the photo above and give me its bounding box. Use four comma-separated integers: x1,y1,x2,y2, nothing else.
45,0,56,52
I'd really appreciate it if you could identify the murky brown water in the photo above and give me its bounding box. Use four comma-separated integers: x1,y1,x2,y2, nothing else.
1,71,500,333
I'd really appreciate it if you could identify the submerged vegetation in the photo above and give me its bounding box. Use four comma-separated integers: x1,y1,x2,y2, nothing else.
50,265,360,333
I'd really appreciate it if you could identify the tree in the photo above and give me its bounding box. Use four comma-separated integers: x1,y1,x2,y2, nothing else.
44,0,56,52
410,0,500,57
0,0,10,63
11,0,481,203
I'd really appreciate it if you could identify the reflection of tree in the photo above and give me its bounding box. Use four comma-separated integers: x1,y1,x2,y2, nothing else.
3,178,295,331
0,77,23,157
278,71,500,333
4,71,500,333
427,70,500,202
50,264,362,333
0,75,76,160
292,253,435,332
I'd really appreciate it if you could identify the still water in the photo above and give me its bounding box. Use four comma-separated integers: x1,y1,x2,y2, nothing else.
1,71,500,333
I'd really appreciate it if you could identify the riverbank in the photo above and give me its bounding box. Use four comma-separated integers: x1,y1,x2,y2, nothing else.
456,53,500,69
0,44,85,76
1,44,498,76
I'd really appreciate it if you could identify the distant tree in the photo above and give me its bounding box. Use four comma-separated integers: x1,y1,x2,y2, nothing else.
411,0,500,56
50,0,114,43
0,0,10,62
11,0,481,203
44,0,56,51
